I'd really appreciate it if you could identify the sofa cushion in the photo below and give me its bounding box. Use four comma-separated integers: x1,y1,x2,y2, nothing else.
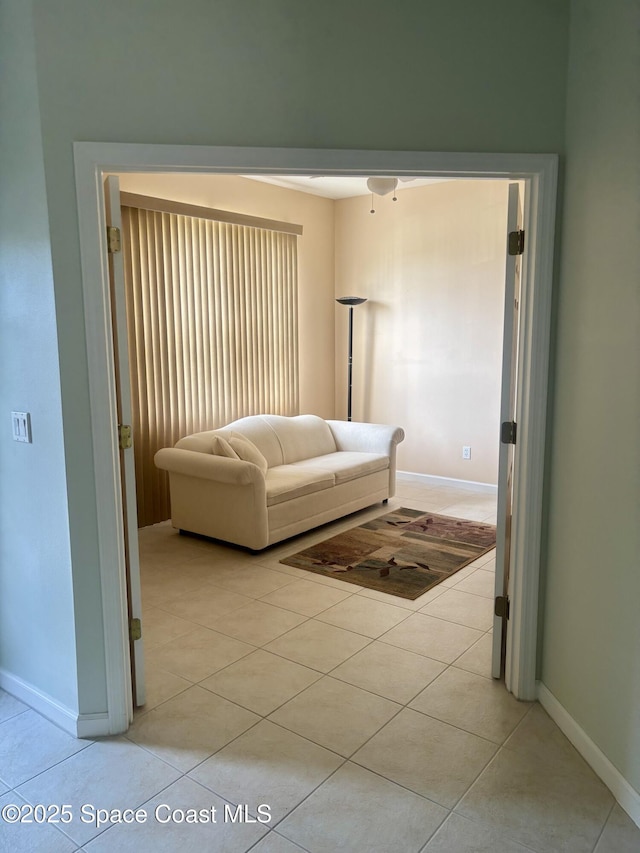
176,430,219,454
218,416,285,467
269,414,338,464
195,414,339,468
289,451,389,484
228,433,268,474
211,435,239,459
265,466,335,506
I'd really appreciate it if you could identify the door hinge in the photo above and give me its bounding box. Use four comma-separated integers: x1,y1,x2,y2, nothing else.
508,229,525,256
107,225,121,253
495,595,510,620
118,424,132,449
129,618,142,642
501,421,517,445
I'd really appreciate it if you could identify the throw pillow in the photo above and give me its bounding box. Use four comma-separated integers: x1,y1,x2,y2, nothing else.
211,435,240,459
228,432,268,474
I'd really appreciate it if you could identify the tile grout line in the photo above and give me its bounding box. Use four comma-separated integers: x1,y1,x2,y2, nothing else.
5,480,628,851
589,799,617,853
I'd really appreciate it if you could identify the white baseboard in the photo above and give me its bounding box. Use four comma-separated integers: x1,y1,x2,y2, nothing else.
0,668,78,737
537,681,640,828
397,470,498,495
0,669,112,740
76,712,113,738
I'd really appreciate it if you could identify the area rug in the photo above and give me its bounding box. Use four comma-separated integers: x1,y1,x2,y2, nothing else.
280,507,496,600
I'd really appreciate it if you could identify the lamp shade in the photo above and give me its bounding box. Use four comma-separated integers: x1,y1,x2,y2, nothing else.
336,296,367,306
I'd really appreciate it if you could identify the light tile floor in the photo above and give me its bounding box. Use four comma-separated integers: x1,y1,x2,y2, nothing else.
1,475,639,851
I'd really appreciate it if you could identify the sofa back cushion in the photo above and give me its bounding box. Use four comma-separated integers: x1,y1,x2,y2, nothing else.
269,414,337,464
175,414,338,468
217,416,286,467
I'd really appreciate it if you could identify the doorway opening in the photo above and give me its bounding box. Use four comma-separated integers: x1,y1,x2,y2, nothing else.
74,144,557,736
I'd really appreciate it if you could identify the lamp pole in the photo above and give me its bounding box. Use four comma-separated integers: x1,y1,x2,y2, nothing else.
336,297,367,421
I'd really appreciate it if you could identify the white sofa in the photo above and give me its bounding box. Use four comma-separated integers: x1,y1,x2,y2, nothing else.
154,414,405,550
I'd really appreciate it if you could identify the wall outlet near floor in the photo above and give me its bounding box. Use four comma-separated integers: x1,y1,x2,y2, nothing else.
462,445,471,460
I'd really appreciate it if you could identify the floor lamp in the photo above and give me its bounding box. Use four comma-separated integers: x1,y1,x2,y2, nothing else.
336,296,367,421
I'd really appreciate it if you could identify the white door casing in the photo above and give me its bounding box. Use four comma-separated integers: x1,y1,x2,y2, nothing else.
104,175,146,713
493,182,523,682
74,145,557,734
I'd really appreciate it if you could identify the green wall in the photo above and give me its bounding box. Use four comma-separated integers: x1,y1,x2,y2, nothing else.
6,0,638,805
0,0,78,710
20,0,570,718
11,0,640,800
542,0,640,792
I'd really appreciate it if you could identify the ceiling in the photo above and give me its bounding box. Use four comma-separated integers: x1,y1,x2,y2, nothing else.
242,174,449,200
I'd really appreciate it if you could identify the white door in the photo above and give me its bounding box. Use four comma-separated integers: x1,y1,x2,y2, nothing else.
104,175,146,708
492,182,523,682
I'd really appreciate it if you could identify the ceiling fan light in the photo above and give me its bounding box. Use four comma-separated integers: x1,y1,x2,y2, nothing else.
366,177,398,197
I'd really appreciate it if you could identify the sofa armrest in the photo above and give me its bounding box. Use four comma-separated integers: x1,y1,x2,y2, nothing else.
326,420,405,454
154,447,265,486
326,420,404,498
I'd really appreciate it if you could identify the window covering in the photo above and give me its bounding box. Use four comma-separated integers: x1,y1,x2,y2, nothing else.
120,204,299,526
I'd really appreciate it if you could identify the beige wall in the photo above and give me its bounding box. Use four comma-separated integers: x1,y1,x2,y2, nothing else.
335,180,509,485
118,175,508,485
117,173,336,419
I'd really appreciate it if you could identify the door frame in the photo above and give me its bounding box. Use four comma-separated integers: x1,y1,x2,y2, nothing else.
73,142,557,734
493,182,523,681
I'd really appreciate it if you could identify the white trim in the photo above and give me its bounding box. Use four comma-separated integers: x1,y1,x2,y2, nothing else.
396,470,498,495
76,713,113,739
538,682,640,828
505,161,557,699
0,670,114,739
73,143,558,729
0,669,78,737
74,154,133,736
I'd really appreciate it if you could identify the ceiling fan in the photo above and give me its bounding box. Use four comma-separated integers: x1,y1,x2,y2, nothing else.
308,174,416,211
308,175,415,190
364,177,417,211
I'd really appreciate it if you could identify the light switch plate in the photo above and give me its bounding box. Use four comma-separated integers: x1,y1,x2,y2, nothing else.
11,411,32,443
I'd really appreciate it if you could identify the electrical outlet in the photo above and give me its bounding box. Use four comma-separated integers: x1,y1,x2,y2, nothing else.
462,445,471,460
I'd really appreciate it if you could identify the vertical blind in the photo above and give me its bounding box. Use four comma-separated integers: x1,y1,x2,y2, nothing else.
120,205,300,527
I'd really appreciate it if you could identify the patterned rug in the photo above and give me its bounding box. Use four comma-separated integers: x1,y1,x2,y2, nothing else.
280,507,496,600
